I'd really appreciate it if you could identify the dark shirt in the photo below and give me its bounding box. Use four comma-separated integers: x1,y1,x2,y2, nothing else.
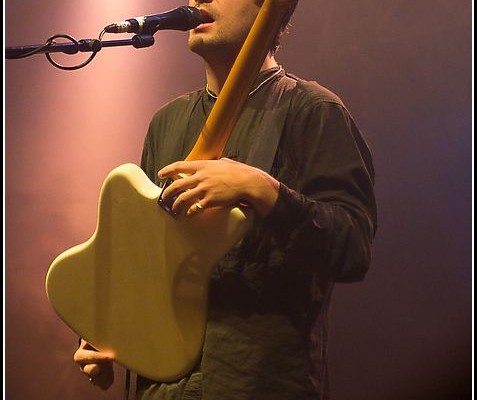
137,68,377,400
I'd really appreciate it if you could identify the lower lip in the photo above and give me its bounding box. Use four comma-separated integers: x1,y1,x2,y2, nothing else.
194,22,214,31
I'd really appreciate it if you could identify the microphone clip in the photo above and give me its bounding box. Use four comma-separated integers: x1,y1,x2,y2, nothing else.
132,34,155,49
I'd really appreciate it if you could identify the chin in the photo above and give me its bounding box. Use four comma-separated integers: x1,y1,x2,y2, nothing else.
188,34,242,63
188,36,207,56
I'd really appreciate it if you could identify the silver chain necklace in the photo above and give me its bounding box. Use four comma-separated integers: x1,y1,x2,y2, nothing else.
205,66,283,100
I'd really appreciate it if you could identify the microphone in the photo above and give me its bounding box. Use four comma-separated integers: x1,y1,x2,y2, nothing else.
104,6,202,34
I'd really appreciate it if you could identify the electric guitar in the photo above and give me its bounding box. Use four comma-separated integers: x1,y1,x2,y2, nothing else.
46,0,298,382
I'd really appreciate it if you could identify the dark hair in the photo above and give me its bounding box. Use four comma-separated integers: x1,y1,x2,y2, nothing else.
258,0,298,55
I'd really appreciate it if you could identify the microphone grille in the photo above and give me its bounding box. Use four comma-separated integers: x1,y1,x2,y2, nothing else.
182,6,203,29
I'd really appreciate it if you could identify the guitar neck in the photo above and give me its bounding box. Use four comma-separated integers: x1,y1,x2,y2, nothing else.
185,0,298,161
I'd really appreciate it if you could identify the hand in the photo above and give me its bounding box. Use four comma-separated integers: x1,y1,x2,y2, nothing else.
74,339,115,390
158,158,279,217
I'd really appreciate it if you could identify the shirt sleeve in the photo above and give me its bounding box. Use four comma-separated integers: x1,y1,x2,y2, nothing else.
263,101,377,283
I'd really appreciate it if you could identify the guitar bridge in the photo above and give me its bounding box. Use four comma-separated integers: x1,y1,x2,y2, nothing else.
157,177,179,217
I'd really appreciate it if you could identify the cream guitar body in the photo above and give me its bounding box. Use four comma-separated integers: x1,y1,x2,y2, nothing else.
46,163,251,381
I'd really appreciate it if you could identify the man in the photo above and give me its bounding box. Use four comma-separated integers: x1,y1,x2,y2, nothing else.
74,0,377,399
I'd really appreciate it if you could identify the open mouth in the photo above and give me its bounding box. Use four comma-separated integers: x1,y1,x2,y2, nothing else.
198,9,215,25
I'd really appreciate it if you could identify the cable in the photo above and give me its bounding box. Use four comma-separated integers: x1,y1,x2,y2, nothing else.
123,369,131,400
44,31,105,71
6,37,57,59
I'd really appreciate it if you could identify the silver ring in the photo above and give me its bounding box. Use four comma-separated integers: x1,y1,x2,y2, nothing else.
195,202,204,210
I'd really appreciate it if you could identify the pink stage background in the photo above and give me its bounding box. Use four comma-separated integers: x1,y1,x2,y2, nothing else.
5,1,472,399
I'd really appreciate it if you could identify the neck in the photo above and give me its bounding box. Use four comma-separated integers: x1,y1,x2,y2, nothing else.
204,53,279,95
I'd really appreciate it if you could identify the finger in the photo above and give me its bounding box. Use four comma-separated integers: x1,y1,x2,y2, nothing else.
158,160,206,178
171,187,205,215
82,363,102,376
74,348,115,365
186,200,206,217
78,339,115,357
83,364,114,390
161,175,199,203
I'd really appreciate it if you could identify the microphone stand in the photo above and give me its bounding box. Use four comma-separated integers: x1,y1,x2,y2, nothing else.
5,33,155,69
6,33,155,58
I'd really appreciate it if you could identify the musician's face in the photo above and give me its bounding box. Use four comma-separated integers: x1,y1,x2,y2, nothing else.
188,0,261,58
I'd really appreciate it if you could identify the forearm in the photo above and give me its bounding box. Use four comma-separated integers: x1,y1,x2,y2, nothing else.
240,165,280,217
263,183,375,282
